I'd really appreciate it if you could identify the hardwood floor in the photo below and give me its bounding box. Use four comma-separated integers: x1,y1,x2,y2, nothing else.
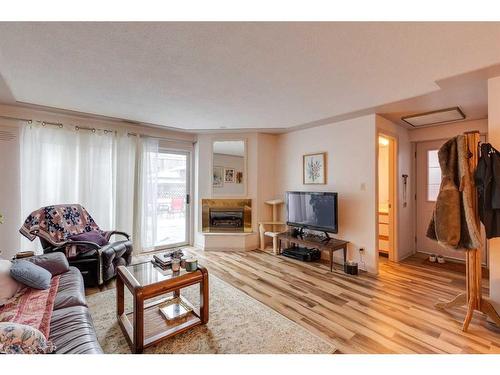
190,249,500,354
87,249,500,354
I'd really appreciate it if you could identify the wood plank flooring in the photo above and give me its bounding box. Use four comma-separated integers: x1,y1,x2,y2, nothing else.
87,249,500,354
188,249,500,354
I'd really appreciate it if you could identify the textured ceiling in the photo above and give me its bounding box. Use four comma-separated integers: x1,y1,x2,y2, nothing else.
0,22,499,131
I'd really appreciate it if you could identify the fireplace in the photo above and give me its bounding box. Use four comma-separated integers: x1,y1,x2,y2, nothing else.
202,199,252,233
209,208,244,230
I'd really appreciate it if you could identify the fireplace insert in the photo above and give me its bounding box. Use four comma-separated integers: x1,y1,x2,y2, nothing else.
209,209,244,229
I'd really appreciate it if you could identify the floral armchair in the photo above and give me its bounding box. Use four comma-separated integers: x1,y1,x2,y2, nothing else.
20,204,132,286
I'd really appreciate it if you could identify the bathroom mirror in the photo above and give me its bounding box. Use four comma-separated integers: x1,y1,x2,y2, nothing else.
212,140,246,196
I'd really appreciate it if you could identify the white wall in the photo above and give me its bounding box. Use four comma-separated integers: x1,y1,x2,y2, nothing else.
275,115,378,273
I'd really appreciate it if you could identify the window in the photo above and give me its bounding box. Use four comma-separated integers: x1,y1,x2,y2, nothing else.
427,149,441,201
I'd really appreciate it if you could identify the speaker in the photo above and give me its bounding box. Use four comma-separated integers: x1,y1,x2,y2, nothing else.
344,261,358,275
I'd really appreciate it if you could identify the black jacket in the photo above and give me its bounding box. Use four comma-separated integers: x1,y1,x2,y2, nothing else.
475,143,500,238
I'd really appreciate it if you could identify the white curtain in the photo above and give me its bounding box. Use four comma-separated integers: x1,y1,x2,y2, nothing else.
114,132,138,237
20,124,136,252
136,137,160,253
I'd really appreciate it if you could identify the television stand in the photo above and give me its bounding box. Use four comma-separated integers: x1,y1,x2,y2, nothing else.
277,232,349,272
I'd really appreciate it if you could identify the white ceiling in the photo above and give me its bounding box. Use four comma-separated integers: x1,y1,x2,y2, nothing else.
0,22,500,131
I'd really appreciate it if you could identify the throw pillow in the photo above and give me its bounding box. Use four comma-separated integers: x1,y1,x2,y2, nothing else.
27,252,70,276
68,231,108,246
10,260,52,290
0,322,56,354
0,260,21,306
0,259,21,306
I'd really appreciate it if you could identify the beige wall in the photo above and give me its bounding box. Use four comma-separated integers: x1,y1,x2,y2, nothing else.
409,118,488,143
257,133,279,225
275,115,378,273
488,77,500,311
0,124,20,259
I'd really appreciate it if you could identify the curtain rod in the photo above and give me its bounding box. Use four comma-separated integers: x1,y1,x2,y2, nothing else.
0,114,32,123
0,114,115,133
76,125,115,134
127,132,196,145
0,115,195,143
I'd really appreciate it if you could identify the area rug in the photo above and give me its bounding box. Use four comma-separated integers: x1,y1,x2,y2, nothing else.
87,274,335,354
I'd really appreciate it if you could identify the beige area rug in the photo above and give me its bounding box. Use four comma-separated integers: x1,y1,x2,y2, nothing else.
87,274,335,354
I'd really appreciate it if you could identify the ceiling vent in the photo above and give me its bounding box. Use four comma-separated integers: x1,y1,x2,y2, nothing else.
401,106,465,127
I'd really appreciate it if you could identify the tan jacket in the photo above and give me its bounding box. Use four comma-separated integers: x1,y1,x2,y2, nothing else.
426,135,482,250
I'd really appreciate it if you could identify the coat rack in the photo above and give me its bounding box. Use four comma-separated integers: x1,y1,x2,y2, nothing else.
435,131,500,331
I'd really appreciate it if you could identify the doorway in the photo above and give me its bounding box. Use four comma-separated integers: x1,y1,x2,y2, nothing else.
415,138,488,266
378,134,397,262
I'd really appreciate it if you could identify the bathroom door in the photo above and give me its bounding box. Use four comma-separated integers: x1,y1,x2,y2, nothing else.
416,139,487,265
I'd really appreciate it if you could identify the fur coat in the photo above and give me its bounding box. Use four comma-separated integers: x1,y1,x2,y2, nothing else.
426,135,482,250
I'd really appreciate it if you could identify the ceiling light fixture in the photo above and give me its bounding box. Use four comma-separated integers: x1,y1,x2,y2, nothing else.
401,106,465,127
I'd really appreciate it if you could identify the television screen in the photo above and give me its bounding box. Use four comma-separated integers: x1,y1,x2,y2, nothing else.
286,191,338,233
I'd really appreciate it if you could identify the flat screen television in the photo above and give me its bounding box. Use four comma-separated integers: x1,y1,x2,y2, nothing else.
286,191,338,234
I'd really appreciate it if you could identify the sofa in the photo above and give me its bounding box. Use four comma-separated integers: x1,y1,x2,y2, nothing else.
27,253,103,354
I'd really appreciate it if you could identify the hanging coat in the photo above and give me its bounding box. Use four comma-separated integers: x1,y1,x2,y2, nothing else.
426,135,482,250
475,143,500,238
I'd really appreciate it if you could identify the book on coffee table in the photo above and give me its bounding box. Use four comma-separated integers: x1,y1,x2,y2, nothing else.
153,254,172,267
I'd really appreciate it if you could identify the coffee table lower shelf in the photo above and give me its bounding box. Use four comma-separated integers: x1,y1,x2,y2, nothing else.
118,297,202,351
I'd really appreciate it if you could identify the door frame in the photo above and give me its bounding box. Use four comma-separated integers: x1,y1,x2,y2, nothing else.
377,132,398,263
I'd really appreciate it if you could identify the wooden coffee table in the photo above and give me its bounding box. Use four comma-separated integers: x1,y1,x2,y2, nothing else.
116,261,209,354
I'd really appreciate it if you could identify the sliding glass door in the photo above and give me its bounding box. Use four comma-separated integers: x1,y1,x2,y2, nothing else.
141,143,191,251
155,149,190,248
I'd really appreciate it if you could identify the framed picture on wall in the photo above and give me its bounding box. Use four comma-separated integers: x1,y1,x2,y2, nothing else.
224,168,235,183
303,152,326,184
213,166,224,188
236,171,243,184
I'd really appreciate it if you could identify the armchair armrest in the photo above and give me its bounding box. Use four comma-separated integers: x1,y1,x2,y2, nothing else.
50,240,102,253
103,230,130,241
